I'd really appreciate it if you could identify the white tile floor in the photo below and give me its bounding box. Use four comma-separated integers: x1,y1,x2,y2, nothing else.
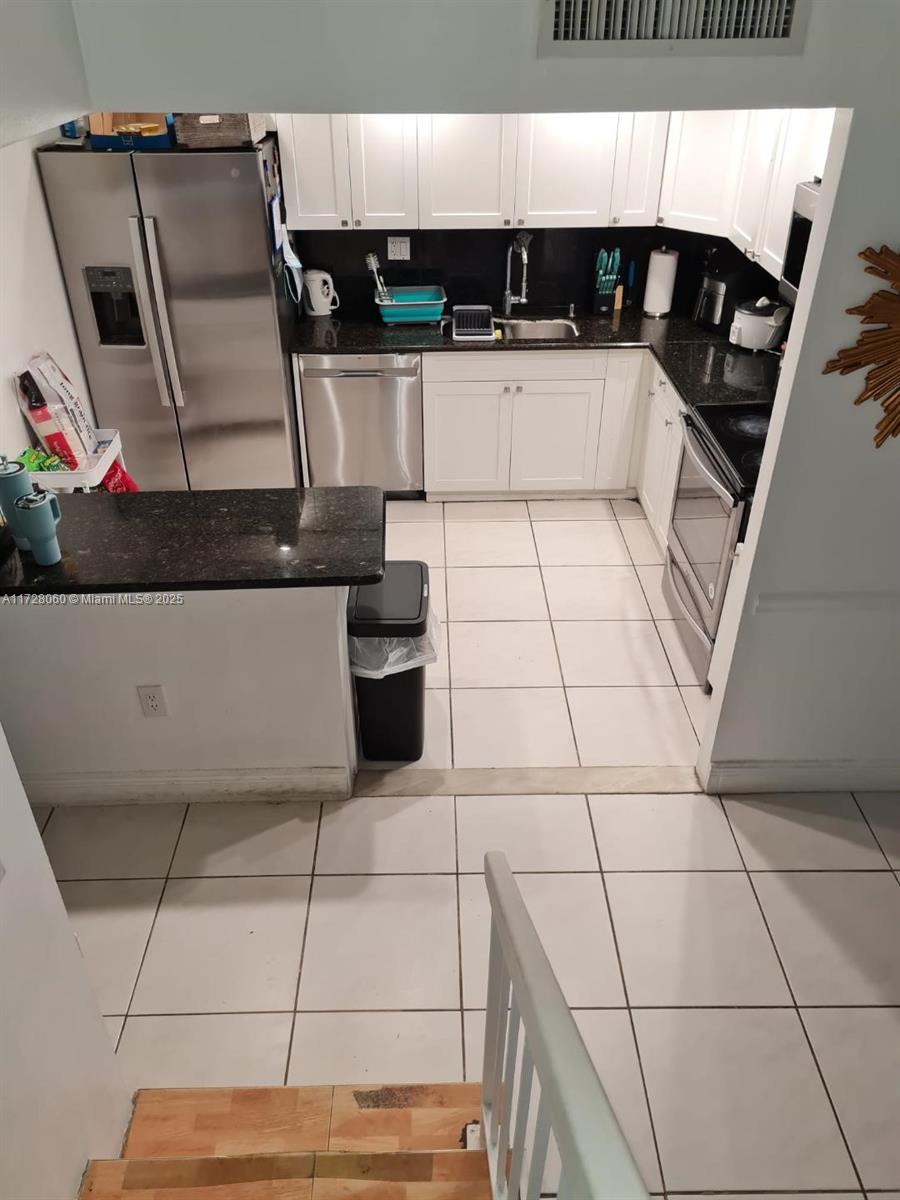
40,788,899,1197
387,496,709,766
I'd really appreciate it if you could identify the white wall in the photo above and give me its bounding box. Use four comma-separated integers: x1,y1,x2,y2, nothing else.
0,723,130,1200
0,0,88,146
70,0,895,114
0,130,94,457
0,587,357,803
698,102,900,790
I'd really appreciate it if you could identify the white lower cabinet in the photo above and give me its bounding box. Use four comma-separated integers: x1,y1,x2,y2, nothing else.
509,379,604,490
638,366,684,551
595,351,642,490
423,350,646,497
423,380,513,491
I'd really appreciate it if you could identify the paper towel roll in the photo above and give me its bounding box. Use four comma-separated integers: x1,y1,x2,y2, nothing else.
643,248,679,317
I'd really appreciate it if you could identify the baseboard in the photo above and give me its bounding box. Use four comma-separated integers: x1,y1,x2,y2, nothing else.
354,765,702,796
702,759,900,793
23,766,353,806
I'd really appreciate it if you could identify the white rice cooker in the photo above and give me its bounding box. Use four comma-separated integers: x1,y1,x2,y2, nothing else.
729,296,791,352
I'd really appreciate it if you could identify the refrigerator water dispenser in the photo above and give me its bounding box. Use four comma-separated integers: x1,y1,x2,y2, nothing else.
84,266,144,346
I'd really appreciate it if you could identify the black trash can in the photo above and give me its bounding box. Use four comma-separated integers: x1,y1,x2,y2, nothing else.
348,560,430,762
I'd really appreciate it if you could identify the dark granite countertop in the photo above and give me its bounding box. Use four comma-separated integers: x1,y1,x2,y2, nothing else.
288,311,779,409
0,487,385,595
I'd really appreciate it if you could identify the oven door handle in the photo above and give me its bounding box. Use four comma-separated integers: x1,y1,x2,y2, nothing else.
664,551,713,650
679,415,738,509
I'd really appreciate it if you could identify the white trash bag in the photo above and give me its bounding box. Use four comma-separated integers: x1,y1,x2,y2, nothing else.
349,608,441,680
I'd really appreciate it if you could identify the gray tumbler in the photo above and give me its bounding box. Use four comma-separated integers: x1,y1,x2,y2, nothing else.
14,489,62,566
0,456,33,550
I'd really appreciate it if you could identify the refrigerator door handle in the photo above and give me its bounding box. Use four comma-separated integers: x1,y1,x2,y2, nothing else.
127,217,172,408
143,216,185,408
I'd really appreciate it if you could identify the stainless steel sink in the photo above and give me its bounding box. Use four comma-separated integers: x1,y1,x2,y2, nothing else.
496,318,580,342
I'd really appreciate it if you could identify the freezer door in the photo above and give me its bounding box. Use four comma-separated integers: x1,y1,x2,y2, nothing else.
133,150,297,490
37,151,188,490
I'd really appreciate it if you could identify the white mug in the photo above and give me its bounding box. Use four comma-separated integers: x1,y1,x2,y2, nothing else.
302,269,340,317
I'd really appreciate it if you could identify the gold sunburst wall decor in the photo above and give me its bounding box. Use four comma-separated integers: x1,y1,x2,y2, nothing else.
823,245,900,447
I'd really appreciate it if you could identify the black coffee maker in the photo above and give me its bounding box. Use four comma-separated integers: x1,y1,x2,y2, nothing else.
693,245,753,333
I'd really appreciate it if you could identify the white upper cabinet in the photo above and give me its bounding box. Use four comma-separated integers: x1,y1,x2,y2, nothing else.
610,112,669,227
276,114,352,230
757,107,835,280
514,113,619,228
729,109,785,257
417,114,518,229
347,115,418,229
658,110,748,236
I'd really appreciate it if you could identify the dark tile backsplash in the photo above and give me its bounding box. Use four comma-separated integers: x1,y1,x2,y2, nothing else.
289,225,776,320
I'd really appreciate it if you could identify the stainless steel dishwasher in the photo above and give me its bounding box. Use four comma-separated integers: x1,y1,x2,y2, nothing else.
297,354,423,493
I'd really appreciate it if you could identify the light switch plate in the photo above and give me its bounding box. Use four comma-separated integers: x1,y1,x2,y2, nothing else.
387,236,410,261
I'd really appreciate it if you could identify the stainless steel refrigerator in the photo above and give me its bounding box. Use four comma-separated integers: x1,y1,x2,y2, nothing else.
39,140,297,490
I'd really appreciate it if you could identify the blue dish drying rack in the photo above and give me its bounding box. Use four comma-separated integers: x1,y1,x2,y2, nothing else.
367,252,447,324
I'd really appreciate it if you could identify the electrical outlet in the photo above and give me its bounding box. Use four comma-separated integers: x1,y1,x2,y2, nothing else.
137,684,168,718
387,235,410,261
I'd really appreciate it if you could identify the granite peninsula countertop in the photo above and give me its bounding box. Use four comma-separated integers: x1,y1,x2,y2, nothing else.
289,311,780,409
0,487,385,595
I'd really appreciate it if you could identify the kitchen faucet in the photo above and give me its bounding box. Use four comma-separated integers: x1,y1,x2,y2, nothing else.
502,230,532,317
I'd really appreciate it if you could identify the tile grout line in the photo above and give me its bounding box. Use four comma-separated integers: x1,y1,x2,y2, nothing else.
585,794,669,1197
453,795,467,1083
116,802,191,1052
717,794,868,1195
529,506,582,767
282,801,325,1086
850,791,899,877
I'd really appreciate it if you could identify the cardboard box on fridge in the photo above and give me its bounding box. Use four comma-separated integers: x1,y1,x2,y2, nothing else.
88,112,173,151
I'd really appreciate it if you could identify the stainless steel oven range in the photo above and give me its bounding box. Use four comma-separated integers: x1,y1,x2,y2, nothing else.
663,402,772,690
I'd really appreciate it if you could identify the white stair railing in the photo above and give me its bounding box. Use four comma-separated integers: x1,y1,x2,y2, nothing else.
481,852,649,1200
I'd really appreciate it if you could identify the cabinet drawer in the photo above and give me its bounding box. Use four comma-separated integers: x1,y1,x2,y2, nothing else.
422,350,608,384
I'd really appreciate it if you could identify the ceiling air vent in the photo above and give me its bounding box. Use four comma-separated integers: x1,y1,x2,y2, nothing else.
540,0,810,55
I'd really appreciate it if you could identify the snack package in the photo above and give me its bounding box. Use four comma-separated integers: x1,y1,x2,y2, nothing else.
14,369,82,469
28,353,100,456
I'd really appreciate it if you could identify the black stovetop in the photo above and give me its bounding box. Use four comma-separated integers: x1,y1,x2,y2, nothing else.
692,400,774,494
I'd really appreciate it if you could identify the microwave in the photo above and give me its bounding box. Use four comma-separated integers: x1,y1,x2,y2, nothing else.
778,180,819,304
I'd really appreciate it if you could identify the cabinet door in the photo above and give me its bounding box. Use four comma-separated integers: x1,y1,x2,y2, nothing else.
347,115,418,229
275,114,352,230
729,109,785,257
510,379,604,491
424,381,512,492
658,110,748,235
757,108,835,280
417,114,518,229
610,112,669,227
638,369,682,548
595,352,642,490
514,113,618,228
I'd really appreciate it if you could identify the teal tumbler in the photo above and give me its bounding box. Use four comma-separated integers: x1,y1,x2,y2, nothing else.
0,456,33,551
14,489,62,566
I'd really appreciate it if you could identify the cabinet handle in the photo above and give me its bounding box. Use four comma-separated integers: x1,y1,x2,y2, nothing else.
664,418,674,427
503,219,511,226
657,216,665,224
341,219,349,227
502,385,511,394
517,218,525,226
612,215,621,225
354,219,361,227
515,384,523,393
